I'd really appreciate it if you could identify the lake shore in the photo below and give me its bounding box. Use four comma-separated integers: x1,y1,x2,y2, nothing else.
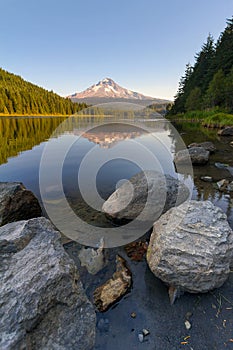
167,110,233,128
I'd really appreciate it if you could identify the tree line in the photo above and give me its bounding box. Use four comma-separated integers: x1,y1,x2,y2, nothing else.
169,17,233,115
0,68,87,115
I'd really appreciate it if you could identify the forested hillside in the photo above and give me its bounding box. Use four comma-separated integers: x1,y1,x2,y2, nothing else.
170,17,233,116
0,68,87,115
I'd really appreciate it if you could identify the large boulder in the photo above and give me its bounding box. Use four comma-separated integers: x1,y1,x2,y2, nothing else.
0,182,42,226
147,200,233,302
218,127,233,136
0,217,96,350
188,141,216,153
102,170,190,224
174,147,209,165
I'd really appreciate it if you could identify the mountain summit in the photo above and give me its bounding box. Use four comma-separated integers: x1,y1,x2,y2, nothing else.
68,78,170,106
68,78,155,100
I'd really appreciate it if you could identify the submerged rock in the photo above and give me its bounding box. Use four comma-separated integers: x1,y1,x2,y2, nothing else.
175,147,209,165
216,179,233,192
93,255,132,312
147,201,233,303
0,217,96,350
215,162,233,176
78,238,107,275
218,127,233,136
0,182,42,226
201,176,213,182
188,141,216,153
124,241,148,261
102,170,190,224
216,179,229,191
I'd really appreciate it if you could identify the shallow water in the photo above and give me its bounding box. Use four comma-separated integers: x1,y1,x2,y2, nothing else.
0,116,232,230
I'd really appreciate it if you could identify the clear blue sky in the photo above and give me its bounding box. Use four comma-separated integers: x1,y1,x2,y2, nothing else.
0,0,232,100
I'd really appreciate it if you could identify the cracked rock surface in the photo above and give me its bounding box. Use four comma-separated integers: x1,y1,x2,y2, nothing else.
0,217,96,350
147,200,233,297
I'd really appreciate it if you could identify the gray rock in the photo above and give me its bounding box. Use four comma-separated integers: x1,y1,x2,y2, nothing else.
174,147,209,165
188,141,216,153
102,170,190,224
78,237,107,275
217,127,233,136
0,217,96,350
147,201,233,300
0,182,41,226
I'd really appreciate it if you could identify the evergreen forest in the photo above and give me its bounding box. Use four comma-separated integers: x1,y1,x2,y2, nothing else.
169,17,233,122
0,68,87,115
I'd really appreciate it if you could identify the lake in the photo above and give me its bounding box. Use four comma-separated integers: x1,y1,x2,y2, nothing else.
0,115,232,239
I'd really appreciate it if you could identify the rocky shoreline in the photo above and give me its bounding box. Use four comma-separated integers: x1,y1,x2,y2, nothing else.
1,143,233,350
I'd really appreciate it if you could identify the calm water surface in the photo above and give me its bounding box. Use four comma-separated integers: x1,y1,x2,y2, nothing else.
0,116,232,230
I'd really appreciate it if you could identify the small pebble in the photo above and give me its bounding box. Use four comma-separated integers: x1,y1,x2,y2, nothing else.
138,333,144,343
185,320,192,330
142,329,150,336
185,311,193,320
131,312,136,318
200,176,213,182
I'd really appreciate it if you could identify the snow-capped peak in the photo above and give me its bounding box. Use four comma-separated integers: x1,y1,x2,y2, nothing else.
68,78,155,100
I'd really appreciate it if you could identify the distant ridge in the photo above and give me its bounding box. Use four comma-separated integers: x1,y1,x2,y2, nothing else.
68,78,171,106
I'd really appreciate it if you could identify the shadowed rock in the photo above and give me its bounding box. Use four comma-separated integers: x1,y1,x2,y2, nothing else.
0,217,96,349
218,127,233,136
188,141,216,153
175,147,209,165
0,182,41,226
147,200,233,303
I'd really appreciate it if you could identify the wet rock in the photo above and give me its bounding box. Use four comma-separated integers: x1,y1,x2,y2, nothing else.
0,217,96,350
0,182,42,226
188,141,216,153
102,170,190,224
216,180,233,192
138,333,144,343
185,320,192,330
201,176,213,182
215,162,229,169
124,241,148,261
215,163,233,176
93,255,132,312
216,179,229,191
185,312,193,320
175,147,209,165
147,201,233,302
218,127,233,136
78,237,106,274
227,182,233,192
142,329,150,336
